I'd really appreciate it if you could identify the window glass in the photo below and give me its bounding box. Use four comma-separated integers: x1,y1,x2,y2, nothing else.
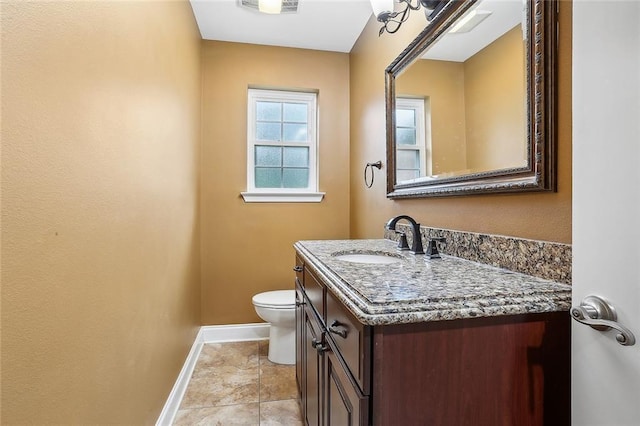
283,147,309,167
283,103,307,122
397,150,420,169
255,168,282,188
283,123,307,142
255,146,282,167
397,169,420,182
256,101,281,121
283,169,309,188
396,128,416,145
256,122,281,141
396,108,415,127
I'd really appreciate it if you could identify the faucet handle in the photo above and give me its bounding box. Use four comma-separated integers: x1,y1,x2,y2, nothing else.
426,237,446,259
396,232,410,251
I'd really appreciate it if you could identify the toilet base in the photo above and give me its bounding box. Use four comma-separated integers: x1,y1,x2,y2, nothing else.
267,324,295,365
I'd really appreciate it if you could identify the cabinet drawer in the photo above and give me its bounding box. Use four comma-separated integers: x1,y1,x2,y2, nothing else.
326,289,370,394
305,268,325,320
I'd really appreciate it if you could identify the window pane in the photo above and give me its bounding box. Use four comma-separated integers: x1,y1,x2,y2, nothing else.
256,101,281,121
283,147,309,167
396,128,416,145
257,122,281,141
397,169,419,182
283,123,307,142
255,168,281,188
283,168,309,188
396,108,415,127
255,146,282,167
397,149,420,169
283,103,307,122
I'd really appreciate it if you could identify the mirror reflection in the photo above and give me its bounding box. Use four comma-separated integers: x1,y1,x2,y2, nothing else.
386,0,556,197
395,0,525,183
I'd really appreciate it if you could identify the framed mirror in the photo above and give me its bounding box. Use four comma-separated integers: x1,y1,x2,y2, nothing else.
385,0,557,198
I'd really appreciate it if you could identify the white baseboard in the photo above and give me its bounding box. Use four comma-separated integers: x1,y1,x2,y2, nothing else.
155,323,269,426
200,322,270,343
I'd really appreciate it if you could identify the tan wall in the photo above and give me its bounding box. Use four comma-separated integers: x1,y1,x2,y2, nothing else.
350,2,572,244
200,42,350,325
464,25,527,171
1,1,201,423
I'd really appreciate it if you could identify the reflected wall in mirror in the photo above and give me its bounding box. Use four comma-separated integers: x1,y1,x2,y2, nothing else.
385,0,557,198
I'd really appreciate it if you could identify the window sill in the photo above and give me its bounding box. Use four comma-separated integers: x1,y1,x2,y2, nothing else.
240,192,325,203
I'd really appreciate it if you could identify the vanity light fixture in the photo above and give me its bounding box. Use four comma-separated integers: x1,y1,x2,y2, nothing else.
448,9,492,33
372,0,448,35
240,0,299,15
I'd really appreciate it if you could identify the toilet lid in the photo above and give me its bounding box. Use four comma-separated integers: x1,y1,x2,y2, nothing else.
252,290,296,309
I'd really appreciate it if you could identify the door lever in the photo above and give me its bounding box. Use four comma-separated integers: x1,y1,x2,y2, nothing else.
570,295,636,346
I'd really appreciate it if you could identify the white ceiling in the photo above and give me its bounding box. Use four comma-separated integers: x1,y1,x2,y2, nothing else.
189,0,375,53
189,0,523,59
422,0,524,62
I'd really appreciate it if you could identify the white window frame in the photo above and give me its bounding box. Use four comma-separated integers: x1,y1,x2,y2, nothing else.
396,97,430,181
241,88,324,203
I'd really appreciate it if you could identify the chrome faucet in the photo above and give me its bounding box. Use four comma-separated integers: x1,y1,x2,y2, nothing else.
386,215,424,254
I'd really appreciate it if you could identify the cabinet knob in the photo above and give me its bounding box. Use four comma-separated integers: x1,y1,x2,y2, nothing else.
311,338,328,353
293,265,303,272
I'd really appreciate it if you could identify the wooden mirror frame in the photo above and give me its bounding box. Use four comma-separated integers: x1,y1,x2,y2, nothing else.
385,0,557,198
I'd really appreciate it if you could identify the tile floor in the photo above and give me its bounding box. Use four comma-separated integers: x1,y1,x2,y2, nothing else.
172,340,303,425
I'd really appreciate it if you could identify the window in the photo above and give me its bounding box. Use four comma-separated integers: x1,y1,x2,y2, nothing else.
241,88,324,203
395,97,430,182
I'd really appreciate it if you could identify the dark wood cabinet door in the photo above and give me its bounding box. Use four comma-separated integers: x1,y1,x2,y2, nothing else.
295,280,305,403
324,343,368,426
371,313,570,426
304,306,323,426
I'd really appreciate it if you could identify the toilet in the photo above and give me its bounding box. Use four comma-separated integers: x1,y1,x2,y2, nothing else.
252,290,296,365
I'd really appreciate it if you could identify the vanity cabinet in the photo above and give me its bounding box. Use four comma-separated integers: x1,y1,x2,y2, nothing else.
295,256,369,426
295,254,570,426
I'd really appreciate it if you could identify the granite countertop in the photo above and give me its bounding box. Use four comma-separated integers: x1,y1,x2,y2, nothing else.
294,239,572,326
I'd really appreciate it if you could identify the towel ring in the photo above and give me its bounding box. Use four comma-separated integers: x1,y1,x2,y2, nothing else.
364,161,383,188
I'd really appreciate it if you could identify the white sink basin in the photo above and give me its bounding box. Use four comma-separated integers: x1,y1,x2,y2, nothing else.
333,253,403,264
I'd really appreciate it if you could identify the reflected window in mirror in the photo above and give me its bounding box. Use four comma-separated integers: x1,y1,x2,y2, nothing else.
396,97,430,182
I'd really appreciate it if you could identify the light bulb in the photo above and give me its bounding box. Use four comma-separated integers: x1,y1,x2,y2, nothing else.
370,0,394,18
259,0,282,14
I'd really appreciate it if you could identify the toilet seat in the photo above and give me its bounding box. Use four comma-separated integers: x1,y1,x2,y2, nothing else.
252,290,295,309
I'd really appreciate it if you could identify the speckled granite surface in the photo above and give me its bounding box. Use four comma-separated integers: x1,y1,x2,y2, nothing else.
294,239,572,326
384,225,572,284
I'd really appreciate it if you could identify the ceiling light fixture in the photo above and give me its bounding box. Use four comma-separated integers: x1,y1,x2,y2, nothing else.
448,9,492,33
372,0,448,35
259,0,282,14
240,0,299,15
